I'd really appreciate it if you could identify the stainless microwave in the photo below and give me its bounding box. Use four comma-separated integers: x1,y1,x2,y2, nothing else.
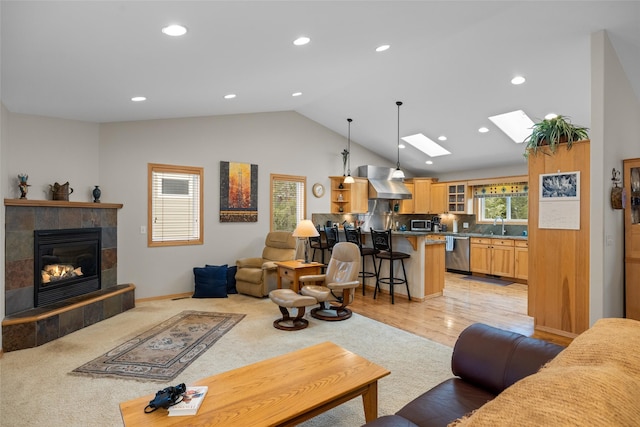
410,220,432,231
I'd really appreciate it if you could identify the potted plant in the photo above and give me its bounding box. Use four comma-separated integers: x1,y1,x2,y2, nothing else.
524,115,589,157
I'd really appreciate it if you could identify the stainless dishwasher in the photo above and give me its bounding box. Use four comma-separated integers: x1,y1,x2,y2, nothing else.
445,236,470,273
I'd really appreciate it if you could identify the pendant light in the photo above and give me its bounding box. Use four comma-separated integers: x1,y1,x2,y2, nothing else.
392,101,405,179
344,118,355,184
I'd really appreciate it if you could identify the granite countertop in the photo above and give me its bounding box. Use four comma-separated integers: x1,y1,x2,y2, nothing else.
390,230,528,241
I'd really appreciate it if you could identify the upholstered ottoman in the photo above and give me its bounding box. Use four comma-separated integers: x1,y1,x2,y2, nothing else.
268,289,317,330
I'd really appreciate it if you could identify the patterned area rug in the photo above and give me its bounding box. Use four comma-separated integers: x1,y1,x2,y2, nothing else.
71,310,245,381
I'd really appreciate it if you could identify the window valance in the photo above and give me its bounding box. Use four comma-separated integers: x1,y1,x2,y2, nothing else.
473,182,528,198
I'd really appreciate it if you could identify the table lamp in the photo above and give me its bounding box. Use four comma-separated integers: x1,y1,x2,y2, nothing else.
292,219,320,264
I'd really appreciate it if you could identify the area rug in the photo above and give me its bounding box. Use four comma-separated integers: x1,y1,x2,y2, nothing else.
464,275,513,286
71,310,245,381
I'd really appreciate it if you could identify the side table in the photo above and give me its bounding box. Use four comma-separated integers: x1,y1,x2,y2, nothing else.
275,260,324,292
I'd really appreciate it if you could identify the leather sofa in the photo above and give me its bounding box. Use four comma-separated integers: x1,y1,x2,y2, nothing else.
363,323,564,427
235,231,297,297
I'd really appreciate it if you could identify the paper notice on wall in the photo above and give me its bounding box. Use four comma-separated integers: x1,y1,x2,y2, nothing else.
538,200,580,230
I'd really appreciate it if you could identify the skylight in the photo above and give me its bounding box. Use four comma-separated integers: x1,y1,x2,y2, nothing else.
401,133,451,157
488,110,535,143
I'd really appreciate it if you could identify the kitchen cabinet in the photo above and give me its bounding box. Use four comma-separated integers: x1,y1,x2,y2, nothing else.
447,182,468,213
514,240,528,280
329,176,368,214
413,178,434,214
430,183,447,214
470,237,514,277
399,182,415,214
624,158,640,320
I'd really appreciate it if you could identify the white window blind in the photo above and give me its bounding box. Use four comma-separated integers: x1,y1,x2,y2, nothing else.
271,174,306,232
148,163,203,246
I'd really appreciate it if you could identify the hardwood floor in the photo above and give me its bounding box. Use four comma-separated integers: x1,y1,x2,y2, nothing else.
349,272,573,348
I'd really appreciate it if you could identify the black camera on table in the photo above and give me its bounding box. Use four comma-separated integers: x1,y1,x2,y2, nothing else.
147,383,186,411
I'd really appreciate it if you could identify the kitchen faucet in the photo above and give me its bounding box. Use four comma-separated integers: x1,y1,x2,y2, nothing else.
494,216,506,236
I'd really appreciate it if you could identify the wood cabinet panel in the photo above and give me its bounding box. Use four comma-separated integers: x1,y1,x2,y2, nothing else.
399,182,415,214
624,158,640,320
470,242,491,274
413,178,433,213
430,183,447,214
514,241,528,280
330,177,368,214
528,140,590,336
470,238,515,277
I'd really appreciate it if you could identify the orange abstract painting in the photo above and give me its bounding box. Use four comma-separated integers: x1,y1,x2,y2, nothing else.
220,161,258,222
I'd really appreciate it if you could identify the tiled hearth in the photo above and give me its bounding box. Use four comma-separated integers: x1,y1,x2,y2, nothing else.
3,199,134,352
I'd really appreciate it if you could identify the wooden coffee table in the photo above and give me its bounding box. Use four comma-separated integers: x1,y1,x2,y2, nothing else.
275,259,324,292
120,341,390,426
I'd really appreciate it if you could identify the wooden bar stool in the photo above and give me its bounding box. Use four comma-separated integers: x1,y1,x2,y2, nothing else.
370,228,411,304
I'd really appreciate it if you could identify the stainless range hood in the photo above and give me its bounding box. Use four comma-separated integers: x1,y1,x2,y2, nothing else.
357,165,412,200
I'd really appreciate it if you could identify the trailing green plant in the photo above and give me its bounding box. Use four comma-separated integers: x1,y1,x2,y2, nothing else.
524,115,589,157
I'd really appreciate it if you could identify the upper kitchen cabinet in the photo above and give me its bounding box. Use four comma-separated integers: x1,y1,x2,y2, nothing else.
399,181,415,214
413,178,434,213
430,182,447,214
447,182,468,213
624,158,640,320
330,176,368,214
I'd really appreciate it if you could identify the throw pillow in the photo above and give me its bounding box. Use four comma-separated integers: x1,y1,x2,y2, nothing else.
193,265,228,298
206,264,237,294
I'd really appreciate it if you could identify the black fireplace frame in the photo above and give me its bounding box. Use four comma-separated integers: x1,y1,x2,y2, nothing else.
34,228,102,307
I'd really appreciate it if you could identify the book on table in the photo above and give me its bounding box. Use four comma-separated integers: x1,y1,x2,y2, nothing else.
168,386,208,416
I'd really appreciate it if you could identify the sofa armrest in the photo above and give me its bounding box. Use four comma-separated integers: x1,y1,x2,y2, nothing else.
451,323,562,395
261,261,278,271
327,280,360,290
299,274,326,284
236,257,264,269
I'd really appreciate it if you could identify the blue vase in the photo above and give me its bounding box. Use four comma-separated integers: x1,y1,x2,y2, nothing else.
92,185,101,203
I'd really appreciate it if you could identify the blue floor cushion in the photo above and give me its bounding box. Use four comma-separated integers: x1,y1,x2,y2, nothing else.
193,265,228,298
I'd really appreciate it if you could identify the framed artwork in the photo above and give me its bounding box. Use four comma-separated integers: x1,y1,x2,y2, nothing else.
540,171,580,201
220,161,258,222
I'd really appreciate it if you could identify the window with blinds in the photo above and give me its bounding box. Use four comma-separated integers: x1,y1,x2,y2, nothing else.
271,174,306,232
148,163,204,246
472,181,528,223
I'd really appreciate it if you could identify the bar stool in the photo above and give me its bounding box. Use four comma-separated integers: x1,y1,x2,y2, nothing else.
370,228,411,304
309,227,329,264
323,225,339,255
344,227,379,295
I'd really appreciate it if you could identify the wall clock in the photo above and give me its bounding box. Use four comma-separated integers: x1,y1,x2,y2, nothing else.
312,183,325,198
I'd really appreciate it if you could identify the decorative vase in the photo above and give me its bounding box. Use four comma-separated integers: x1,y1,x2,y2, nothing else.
92,185,101,203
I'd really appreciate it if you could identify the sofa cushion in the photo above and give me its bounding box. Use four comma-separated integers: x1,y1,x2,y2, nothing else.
396,378,495,427
193,265,228,298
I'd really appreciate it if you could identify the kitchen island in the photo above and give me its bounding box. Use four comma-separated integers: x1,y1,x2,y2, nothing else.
361,231,445,302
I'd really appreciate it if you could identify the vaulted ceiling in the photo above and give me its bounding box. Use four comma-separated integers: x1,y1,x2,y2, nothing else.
3,1,639,175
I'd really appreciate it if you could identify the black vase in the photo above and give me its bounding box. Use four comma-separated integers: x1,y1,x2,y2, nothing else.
92,185,101,203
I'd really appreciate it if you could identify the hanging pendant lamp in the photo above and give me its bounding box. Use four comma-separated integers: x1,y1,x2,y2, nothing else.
344,118,355,184
392,101,405,179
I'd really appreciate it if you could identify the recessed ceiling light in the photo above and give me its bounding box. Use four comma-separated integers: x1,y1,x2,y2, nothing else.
376,45,390,52
438,136,447,141
478,127,490,133
292,92,302,97
402,133,451,157
131,96,146,102
425,160,433,165
161,24,187,37
511,76,526,85
399,144,405,149
224,94,236,99
488,110,535,143
545,113,558,120
293,36,310,46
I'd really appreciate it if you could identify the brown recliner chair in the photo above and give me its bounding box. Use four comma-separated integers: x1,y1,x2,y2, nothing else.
299,242,361,320
235,231,297,297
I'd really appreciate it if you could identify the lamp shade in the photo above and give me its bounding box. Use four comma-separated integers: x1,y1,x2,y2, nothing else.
292,220,319,238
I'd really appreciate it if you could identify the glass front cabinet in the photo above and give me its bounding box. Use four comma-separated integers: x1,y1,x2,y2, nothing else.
624,158,640,320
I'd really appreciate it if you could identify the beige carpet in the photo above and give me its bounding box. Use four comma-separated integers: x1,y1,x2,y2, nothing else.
0,294,453,427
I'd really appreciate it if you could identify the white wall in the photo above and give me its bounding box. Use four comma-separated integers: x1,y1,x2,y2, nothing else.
590,31,640,321
434,163,528,182
98,111,392,298
6,113,100,201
